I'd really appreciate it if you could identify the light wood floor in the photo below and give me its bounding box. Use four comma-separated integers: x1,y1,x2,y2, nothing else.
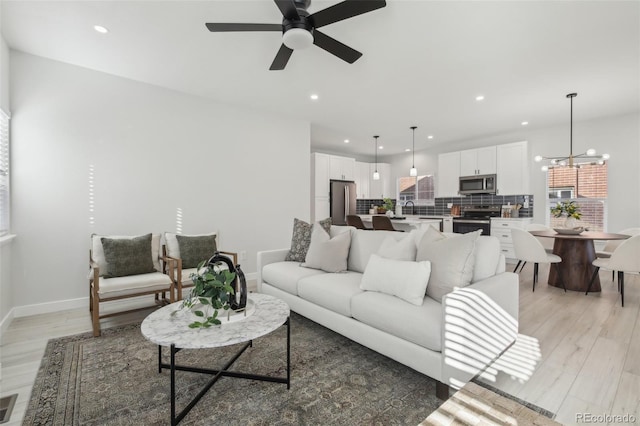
1,268,638,425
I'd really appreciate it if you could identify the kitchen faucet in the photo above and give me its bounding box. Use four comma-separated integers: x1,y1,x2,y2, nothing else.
405,200,415,215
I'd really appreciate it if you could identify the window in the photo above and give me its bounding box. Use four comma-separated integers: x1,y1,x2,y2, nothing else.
0,109,9,237
547,164,608,231
397,175,435,206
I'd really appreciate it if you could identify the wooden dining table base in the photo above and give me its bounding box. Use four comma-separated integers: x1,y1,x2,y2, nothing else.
548,238,600,292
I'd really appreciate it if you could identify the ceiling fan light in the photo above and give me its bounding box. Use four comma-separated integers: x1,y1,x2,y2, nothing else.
283,28,313,50
586,148,596,156
409,167,417,177
602,153,610,160
541,165,549,172
534,155,542,162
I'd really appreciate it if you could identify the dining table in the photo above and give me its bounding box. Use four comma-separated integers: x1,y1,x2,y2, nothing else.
529,230,630,292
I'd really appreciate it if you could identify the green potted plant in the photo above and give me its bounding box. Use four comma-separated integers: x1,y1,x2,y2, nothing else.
551,201,582,228
382,198,394,215
173,260,236,328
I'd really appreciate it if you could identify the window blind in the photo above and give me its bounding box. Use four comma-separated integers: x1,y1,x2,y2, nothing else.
0,109,9,236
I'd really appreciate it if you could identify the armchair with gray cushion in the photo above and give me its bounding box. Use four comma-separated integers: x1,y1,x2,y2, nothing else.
89,233,176,337
163,232,238,300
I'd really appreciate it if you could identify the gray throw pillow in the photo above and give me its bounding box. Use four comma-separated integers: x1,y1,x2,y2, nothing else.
101,234,155,278
176,234,218,269
285,218,332,262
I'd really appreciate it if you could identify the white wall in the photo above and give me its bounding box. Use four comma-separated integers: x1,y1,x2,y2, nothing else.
387,112,640,230
10,51,310,308
0,30,12,327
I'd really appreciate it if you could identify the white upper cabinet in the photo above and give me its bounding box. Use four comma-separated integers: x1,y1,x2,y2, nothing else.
460,146,497,176
329,155,355,181
497,141,529,195
437,151,461,197
355,161,370,199
369,163,392,199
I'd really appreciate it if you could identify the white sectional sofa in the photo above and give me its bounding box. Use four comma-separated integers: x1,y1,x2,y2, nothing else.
257,226,519,397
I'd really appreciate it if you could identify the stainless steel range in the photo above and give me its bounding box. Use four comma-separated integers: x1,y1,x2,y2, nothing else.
452,205,501,235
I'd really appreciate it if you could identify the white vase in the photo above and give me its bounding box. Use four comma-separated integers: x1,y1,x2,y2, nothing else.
564,216,578,229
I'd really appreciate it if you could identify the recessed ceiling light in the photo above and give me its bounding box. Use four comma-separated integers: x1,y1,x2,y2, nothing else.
427,135,434,139
521,121,529,126
344,139,349,143
475,95,485,101
310,94,319,100
94,25,109,34
378,146,383,150
405,148,411,152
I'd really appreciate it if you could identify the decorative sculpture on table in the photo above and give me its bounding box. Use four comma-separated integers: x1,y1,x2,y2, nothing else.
173,251,247,328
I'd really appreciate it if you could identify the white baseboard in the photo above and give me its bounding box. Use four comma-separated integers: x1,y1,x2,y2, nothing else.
0,308,15,338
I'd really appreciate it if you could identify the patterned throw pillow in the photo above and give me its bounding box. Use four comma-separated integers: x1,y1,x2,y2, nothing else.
176,234,218,269
101,234,155,278
285,218,332,262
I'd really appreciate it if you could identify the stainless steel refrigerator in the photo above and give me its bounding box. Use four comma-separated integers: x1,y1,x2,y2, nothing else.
329,180,356,226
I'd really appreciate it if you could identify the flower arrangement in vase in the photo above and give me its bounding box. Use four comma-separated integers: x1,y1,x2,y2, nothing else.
551,201,582,228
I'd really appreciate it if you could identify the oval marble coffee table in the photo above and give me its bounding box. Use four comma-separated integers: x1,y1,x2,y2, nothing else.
141,293,290,425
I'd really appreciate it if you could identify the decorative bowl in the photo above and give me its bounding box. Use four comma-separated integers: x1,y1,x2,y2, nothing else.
553,227,585,235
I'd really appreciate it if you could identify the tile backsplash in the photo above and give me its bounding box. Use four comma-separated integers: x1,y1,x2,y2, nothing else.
357,194,534,217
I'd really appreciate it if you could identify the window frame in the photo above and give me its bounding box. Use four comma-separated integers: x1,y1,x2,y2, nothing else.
0,109,9,237
396,174,436,207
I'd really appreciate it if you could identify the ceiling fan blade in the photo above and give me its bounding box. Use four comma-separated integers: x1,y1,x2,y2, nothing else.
270,44,294,70
311,0,386,28
274,0,300,21
205,23,282,32
313,30,362,64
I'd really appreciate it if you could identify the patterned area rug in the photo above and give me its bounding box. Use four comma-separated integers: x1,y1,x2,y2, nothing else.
24,313,442,425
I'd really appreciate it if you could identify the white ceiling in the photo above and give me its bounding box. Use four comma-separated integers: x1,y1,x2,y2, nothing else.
2,0,639,159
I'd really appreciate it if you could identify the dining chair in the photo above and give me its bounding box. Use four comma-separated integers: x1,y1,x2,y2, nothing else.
526,223,554,253
511,228,565,292
586,234,640,306
596,227,640,281
346,215,370,230
372,215,404,232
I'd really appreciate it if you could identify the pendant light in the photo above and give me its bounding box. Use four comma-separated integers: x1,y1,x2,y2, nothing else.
409,126,417,177
534,93,609,171
372,135,380,180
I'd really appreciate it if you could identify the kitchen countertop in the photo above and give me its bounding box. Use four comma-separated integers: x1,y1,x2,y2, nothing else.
358,215,444,224
490,217,533,221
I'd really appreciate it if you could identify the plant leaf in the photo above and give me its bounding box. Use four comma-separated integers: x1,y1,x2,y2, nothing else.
193,310,204,317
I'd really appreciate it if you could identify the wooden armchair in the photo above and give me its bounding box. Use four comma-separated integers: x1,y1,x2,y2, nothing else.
89,233,176,337
163,232,238,300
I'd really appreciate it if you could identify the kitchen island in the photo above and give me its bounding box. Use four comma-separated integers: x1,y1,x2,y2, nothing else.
358,215,443,232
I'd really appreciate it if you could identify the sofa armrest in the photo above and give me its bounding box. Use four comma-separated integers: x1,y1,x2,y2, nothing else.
441,271,519,389
256,248,289,292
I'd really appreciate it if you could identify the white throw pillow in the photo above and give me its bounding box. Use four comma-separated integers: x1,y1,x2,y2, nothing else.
376,235,416,261
360,254,431,306
302,225,351,272
416,229,481,302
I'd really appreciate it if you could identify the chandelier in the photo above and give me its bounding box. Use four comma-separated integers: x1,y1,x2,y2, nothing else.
534,93,609,171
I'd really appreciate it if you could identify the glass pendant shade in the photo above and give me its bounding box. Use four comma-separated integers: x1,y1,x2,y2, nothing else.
372,135,380,180
409,167,417,177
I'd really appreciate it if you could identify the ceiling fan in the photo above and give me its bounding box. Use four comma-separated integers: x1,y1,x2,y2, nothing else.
205,0,387,70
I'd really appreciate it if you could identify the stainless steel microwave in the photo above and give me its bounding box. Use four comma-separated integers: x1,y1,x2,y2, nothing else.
459,174,497,195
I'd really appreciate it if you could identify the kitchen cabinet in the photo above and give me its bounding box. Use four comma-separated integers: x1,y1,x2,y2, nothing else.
369,163,392,199
311,152,330,198
491,218,532,260
442,217,453,233
355,161,370,199
329,155,355,181
313,196,330,222
496,141,529,195
437,151,461,197
460,146,496,176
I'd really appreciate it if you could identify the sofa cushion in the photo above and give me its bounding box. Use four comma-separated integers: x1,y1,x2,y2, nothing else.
262,261,325,295
164,231,217,259
360,254,431,306
377,235,416,261
92,233,161,275
298,272,364,317
351,291,443,352
417,230,481,302
472,236,502,282
101,234,156,278
176,234,218,269
284,218,332,262
302,225,351,272
348,229,406,273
